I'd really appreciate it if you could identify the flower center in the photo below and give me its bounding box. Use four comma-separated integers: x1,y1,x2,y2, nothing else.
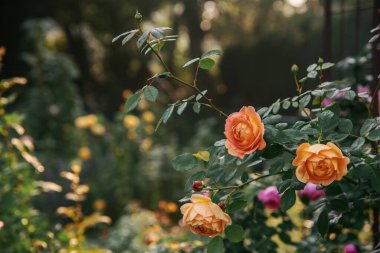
234,123,252,140
314,160,333,178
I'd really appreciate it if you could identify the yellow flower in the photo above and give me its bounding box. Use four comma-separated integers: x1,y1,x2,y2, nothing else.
142,111,156,124
78,147,91,161
140,138,153,151
123,115,140,130
91,123,106,136
145,125,155,135
75,114,98,129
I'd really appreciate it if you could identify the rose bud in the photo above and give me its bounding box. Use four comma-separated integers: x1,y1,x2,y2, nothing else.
192,181,204,192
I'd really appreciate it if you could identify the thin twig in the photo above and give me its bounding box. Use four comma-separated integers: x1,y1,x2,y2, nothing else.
205,171,285,191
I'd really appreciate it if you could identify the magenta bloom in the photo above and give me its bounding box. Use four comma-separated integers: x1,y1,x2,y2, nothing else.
357,85,371,103
322,89,346,107
344,244,357,253
299,183,325,201
258,186,281,211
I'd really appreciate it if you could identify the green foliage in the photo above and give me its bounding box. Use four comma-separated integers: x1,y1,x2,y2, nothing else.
207,236,224,253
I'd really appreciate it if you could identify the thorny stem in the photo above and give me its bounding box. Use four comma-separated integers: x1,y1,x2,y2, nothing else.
205,171,285,191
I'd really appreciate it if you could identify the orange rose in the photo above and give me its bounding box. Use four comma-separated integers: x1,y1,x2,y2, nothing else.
293,142,350,186
224,106,266,159
180,194,231,237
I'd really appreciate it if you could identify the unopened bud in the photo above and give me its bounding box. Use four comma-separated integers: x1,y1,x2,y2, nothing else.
291,64,298,73
192,181,204,192
134,10,142,21
318,57,324,65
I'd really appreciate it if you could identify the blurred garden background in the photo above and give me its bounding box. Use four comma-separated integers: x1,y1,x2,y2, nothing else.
0,0,378,252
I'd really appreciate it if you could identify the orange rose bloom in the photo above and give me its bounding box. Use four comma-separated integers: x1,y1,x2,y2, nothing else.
224,106,266,159
180,194,232,237
293,142,350,186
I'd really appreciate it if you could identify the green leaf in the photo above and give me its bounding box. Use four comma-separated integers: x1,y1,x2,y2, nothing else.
262,115,282,124
171,153,198,171
112,29,139,43
193,102,201,113
136,31,149,49
257,107,268,116
225,225,244,243
329,198,349,212
214,139,226,146
338,118,353,133
124,91,141,113
307,64,317,72
282,100,291,109
196,90,208,101
241,172,249,183
319,62,334,70
143,86,159,102
177,102,187,115
299,94,311,108
272,100,281,114
183,58,200,68
207,236,224,253
280,188,296,212
307,71,318,79
367,128,380,141
351,137,365,151
155,105,175,131
344,90,356,100
318,110,337,131
149,72,171,80
163,105,174,124
326,133,348,142
317,210,329,238
202,49,223,59
262,144,284,159
122,32,137,45
371,171,380,193
228,200,247,213
360,119,376,136
199,58,215,70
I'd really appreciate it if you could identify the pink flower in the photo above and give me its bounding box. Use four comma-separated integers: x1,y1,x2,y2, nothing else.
357,85,371,103
201,190,211,198
344,244,357,253
0,221,4,229
322,90,346,107
299,183,325,201
258,186,281,211
322,98,333,107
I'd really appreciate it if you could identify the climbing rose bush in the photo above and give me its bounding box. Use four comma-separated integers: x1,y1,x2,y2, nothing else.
114,11,380,253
